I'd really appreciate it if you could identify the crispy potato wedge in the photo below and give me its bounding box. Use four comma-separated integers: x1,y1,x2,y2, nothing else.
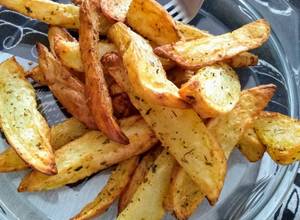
176,21,211,40
126,0,181,45
254,112,300,165
224,52,259,69
0,0,79,28
118,146,162,213
100,0,132,22
37,43,97,129
208,85,276,158
0,0,112,33
180,64,241,118
108,22,188,109
102,52,226,204
48,26,75,55
155,19,270,70
80,0,128,144
0,118,89,172
0,58,56,175
18,116,158,192
54,38,117,73
173,168,205,220
237,127,266,162
72,156,139,220
167,67,195,88
25,66,47,85
117,150,176,220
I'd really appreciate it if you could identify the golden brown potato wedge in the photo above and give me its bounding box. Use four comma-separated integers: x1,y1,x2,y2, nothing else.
72,156,139,220
155,19,270,70
126,0,181,45
25,66,47,85
224,52,259,69
118,146,162,213
237,127,266,162
48,26,76,55
176,21,211,40
108,22,188,109
54,38,117,73
180,64,241,118
0,0,112,33
208,85,276,158
101,52,226,204
173,168,205,220
37,43,97,129
117,150,176,220
100,0,132,22
80,0,128,144
0,118,89,172
254,112,300,165
0,58,56,175
18,116,158,192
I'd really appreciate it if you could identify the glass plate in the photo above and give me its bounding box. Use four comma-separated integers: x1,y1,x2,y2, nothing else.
0,0,299,219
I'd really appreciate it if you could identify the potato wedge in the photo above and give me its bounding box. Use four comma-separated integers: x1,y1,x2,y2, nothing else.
155,19,270,70
0,58,56,175
80,0,128,144
108,22,188,109
72,156,139,220
126,0,181,45
112,93,137,119
0,118,89,172
167,67,195,88
18,116,158,192
55,38,117,73
100,0,132,22
175,21,258,69
37,43,97,129
254,112,300,165
102,52,226,204
208,85,276,158
118,146,162,213
0,0,112,33
117,150,176,220
180,64,241,118
173,168,205,220
25,66,47,85
237,127,266,162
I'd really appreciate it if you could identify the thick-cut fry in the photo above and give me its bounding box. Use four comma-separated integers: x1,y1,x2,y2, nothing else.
18,116,158,192
100,0,132,22
180,64,241,118
117,150,176,220
173,168,205,220
72,157,139,220
254,112,300,165
118,146,162,213
237,127,266,162
25,66,47,85
37,43,97,129
175,21,259,69
155,19,270,70
0,118,89,172
55,39,117,73
80,0,128,144
0,58,56,175
108,22,188,109
102,53,226,204
0,0,112,33
126,0,181,45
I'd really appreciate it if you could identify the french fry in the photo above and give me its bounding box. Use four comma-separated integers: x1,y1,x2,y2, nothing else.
237,127,266,162
80,0,128,144
254,112,300,165
155,19,270,70
18,116,158,192
0,0,112,33
37,43,97,129
100,0,132,22
0,58,56,175
179,64,241,118
72,156,139,220
101,52,226,204
108,22,188,109
0,118,89,172
126,0,181,45
118,146,162,213
117,150,176,220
